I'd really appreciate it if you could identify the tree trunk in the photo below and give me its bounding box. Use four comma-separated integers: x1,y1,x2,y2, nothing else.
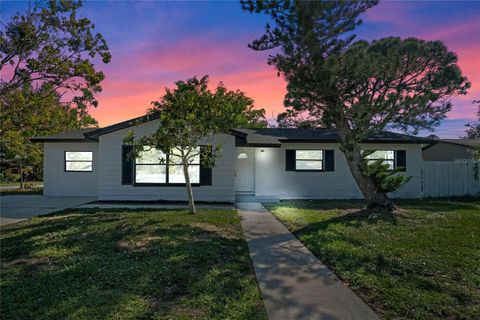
19,163,24,190
336,117,395,212
183,163,197,214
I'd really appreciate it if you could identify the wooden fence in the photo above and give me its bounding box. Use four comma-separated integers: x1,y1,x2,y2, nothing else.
421,160,480,198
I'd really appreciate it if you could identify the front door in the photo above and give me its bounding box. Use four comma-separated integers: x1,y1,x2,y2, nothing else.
235,148,255,192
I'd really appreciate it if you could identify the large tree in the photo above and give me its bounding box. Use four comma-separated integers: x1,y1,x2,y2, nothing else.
0,83,97,187
125,76,267,213
243,0,470,211
0,0,111,114
1,0,108,186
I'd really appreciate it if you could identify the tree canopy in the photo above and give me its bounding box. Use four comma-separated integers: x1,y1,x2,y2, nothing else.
125,75,267,213
464,101,480,139
0,0,107,186
0,83,97,186
0,0,111,113
243,0,470,211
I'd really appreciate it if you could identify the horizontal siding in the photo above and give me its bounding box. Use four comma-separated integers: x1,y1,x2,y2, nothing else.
97,120,235,202
253,143,422,199
43,142,98,196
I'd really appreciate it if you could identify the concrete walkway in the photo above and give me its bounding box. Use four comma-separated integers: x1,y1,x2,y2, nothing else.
237,202,378,320
0,195,96,226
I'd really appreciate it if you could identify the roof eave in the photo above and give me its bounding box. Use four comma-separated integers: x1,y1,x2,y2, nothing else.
30,138,98,143
84,113,160,139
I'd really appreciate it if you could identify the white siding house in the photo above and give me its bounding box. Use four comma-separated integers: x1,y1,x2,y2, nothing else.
32,115,428,202
43,142,98,196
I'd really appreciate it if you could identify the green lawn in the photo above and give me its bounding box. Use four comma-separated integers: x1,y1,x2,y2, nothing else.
265,199,480,320
0,187,43,196
0,209,266,320
0,181,42,187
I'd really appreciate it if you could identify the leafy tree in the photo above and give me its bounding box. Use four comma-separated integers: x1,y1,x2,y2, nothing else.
0,0,111,114
243,1,470,211
277,109,325,129
125,76,267,213
464,100,480,139
0,83,97,188
362,150,411,195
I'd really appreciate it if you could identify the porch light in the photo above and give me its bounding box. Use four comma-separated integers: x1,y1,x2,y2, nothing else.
261,149,264,154
238,152,248,159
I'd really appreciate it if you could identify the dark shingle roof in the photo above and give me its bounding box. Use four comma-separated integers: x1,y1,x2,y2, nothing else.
439,139,480,148
231,128,429,146
84,113,160,140
423,138,480,150
31,113,429,145
30,128,98,142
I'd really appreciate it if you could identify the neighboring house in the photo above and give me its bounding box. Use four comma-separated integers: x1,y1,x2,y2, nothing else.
31,115,428,202
422,139,480,161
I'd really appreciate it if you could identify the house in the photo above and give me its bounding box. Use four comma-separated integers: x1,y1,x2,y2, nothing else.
422,139,480,161
31,115,428,202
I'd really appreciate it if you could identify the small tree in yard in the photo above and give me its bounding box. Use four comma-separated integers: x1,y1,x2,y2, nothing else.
243,0,470,211
125,76,267,214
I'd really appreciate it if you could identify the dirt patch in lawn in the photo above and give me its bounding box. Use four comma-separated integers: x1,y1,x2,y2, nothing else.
117,235,161,252
5,257,58,273
191,222,240,240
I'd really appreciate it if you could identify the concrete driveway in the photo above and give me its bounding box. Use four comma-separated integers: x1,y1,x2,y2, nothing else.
0,195,96,226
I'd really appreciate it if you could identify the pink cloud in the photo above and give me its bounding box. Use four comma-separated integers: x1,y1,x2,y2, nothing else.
90,36,286,126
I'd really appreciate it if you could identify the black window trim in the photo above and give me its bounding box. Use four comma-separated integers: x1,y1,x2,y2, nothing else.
133,147,201,186
294,149,325,172
363,149,396,170
64,151,93,172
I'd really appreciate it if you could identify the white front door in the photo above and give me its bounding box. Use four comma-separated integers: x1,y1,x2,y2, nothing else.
235,148,255,192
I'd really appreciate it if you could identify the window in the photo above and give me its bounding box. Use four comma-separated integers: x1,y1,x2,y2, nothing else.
295,150,323,170
135,147,166,183
363,150,395,170
65,151,93,172
168,147,200,184
134,147,200,184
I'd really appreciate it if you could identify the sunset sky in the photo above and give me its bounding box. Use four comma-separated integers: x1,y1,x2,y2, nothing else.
2,1,480,138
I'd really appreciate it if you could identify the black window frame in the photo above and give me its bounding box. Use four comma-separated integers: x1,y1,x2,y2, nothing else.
64,151,93,172
363,150,396,170
294,149,324,172
133,147,201,186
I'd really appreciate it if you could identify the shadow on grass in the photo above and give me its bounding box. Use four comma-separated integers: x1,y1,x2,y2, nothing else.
270,200,480,319
271,197,480,214
0,208,266,320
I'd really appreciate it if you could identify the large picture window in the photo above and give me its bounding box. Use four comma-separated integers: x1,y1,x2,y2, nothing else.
295,150,323,171
134,147,200,184
65,151,93,172
363,150,395,170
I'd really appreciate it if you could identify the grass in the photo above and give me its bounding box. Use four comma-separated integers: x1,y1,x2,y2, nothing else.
265,199,480,320
0,187,43,196
0,181,42,187
0,208,266,320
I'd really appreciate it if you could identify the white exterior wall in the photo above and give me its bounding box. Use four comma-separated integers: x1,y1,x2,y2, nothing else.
253,143,422,199
97,120,236,202
43,142,98,196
